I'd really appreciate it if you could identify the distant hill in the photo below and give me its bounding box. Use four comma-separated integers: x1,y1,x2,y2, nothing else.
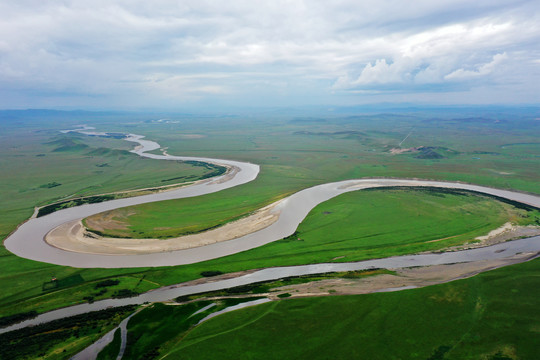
86,147,130,157
46,138,89,152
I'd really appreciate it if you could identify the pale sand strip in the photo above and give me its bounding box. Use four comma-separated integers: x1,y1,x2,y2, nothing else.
425,223,540,245
268,252,539,299
45,199,284,255
475,221,515,241
46,183,540,256
440,223,540,252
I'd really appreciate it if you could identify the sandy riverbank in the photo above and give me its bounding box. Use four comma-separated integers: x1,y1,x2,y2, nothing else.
45,198,540,257
45,199,284,255
267,251,539,299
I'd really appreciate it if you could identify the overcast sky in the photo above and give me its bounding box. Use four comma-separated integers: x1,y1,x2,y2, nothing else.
1,0,539,110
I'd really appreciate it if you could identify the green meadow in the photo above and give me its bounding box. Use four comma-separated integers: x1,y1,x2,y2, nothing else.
0,125,218,243
87,186,540,260
0,109,539,358
83,164,313,239
2,187,537,319
160,257,540,360
86,113,540,238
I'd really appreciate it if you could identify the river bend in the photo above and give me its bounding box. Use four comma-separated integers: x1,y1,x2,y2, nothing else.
4,128,540,269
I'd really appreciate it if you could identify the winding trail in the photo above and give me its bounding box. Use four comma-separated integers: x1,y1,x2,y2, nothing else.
4,127,540,268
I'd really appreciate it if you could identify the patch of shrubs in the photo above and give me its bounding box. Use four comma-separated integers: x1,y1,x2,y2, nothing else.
0,311,38,328
112,289,139,299
37,194,115,217
95,279,120,289
39,182,62,189
0,306,135,360
200,270,223,277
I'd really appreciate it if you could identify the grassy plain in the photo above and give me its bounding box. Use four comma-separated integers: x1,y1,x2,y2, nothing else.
89,112,540,237
84,164,313,238
0,109,539,358
255,187,539,263
124,302,212,359
162,257,540,360
0,111,229,317
131,188,537,275
5,186,536,320
0,122,217,243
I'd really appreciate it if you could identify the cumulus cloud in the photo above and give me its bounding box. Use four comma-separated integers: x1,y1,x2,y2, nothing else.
445,52,508,80
0,0,539,108
332,19,528,90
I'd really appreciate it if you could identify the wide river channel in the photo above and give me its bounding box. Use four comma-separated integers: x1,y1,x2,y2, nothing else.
5,127,540,268
2,127,540,334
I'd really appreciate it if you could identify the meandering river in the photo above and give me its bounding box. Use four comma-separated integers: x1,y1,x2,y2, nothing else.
4,128,540,268
1,127,540,336
2,234,540,335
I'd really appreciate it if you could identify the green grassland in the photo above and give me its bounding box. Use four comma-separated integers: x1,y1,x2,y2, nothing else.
252,187,539,263
0,114,234,318
137,114,540,193
87,114,540,237
123,299,264,360
160,257,540,360
2,187,536,320
0,130,221,243
133,188,538,274
84,164,320,238
123,302,216,359
0,109,539,358
87,186,540,259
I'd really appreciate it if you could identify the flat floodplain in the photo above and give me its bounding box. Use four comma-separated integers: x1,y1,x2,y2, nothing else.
84,186,540,262
0,127,218,242
261,187,540,263
164,257,540,360
0,109,539,358
88,113,540,238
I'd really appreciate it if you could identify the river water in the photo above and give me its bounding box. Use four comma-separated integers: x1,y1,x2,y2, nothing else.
2,127,540,334
2,234,539,335
4,129,540,268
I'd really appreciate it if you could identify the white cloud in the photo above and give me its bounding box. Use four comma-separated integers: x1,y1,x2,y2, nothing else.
331,17,531,90
335,57,420,88
0,0,539,108
445,52,508,80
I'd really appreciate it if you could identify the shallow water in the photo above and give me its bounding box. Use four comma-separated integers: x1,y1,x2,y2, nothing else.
196,299,272,325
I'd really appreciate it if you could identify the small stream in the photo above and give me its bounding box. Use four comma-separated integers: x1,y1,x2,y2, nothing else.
196,299,272,325
70,309,140,360
71,298,270,359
